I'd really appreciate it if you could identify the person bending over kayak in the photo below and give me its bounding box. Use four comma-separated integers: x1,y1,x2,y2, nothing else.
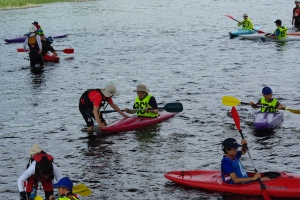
249,86,285,112
238,14,254,30
40,34,57,56
23,26,44,69
79,84,129,132
266,19,287,39
50,177,79,200
124,84,158,117
18,144,62,200
221,138,270,184
292,0,300,30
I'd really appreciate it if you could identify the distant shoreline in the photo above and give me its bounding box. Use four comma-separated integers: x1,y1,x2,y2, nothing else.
0,0,94,11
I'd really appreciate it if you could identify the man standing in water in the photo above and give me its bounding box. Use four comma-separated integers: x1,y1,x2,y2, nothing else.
23,26,44,69
292,0,300,30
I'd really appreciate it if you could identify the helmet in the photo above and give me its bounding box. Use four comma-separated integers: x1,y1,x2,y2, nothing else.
295,0,300,3
46,37,53,44
29,26,37,33
262,86,272,95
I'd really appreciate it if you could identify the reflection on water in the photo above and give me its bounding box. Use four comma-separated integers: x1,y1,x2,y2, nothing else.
1,0,300,199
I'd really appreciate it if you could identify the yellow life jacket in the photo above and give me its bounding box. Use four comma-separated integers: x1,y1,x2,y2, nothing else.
28,35,37,48
274,26,287,39
240,19,253,30
260,97,278,112
134,94,158,117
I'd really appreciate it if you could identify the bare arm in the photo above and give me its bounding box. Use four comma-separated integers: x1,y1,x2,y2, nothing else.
110,103,129,118
230,172,261,184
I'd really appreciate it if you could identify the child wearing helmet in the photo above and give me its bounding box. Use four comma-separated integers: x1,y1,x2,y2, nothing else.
49,177,79,200
293,0,300,29
23,26,44,69
249,86,285,112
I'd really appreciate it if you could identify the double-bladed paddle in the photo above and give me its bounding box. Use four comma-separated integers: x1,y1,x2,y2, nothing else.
225,15,265,34
100,102,183,114
222,96,300,114
17,48,74,54
231,106,271,200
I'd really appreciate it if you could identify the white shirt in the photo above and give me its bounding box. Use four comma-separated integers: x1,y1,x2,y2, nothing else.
17,161,62,192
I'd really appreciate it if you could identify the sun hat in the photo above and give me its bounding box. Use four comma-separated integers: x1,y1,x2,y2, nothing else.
274,19,282,25
222,138,241,149
133,84,150,93
30,144,42,155
101,85,119,97
262,86,272,95
53,177,73,191
243,13,248,17
32,21,39,25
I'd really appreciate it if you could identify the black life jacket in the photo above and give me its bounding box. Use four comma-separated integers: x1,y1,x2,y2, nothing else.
80,89,108,110
27,153,54,181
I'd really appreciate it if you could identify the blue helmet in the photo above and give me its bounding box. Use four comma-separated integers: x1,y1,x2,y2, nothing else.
262,86,272,95
46,37,53,44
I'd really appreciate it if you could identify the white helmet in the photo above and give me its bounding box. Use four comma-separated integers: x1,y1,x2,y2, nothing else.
296,0,300,3
29,26,37,33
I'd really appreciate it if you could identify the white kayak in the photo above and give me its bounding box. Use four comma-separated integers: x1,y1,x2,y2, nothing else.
239,33,300,42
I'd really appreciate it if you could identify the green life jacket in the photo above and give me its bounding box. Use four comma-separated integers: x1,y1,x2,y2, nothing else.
260,97,278,112
274,26,287,39
240,19,253,30
134,94,158,117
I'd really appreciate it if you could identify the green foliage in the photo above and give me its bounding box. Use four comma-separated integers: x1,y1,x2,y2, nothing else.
0,0,74,9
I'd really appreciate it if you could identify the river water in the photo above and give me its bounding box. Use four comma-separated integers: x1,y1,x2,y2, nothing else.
0,0,300,199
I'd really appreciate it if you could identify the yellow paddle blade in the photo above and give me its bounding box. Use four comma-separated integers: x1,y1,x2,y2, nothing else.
222,96,241,106
34,196,43,200
73,183,92,197
286,108,300,114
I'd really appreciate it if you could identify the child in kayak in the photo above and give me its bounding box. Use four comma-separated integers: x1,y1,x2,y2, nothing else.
238,14,254,30
221,138,269,184
124,84,158,117
266,19,287,39
49,177,79,200
249,86,285,112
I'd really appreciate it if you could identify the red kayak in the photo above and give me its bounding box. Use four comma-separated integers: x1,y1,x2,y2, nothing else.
43,53,60,62
164,170,300,198
100,111,177,133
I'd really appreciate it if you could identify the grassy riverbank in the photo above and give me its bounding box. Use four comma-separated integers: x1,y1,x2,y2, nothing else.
0,0,74,10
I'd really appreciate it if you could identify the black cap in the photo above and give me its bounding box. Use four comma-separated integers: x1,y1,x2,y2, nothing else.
222,138,242,149
274,19,282,25
32,21,38,25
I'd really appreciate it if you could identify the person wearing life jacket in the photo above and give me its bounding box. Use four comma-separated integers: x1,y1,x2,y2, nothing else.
23,26,44,69
18,144,62,200
32,21,44,35
266,19,287,39
292,0,300,30
49,177,79,200
237,14,254,30
40,34,57,57
124,84,159,117
221,138,269,184
79,84,129,132
249,86,285,112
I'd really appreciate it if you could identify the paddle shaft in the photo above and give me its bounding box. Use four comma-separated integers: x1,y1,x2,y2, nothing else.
17,48,74,54
100,102,183,113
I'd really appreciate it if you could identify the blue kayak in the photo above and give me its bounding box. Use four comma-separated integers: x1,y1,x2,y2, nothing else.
229,26,260,38
252,110,284,130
